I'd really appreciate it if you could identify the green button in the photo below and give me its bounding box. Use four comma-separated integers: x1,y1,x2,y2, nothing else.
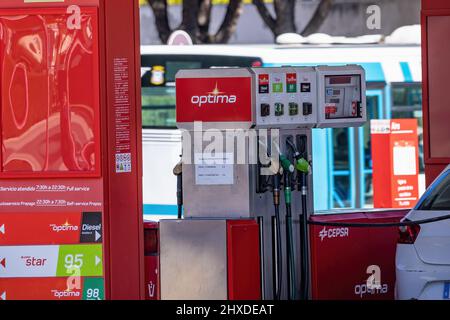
83,278,105,300
287,83,297,93
57,244,103,277
272,83,283,93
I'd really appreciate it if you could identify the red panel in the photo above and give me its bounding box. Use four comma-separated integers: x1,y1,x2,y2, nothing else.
0,0,101,8
176,77,253,124
421,1,450,186
227,220,261,300
426,16,450,159
0,0,144,301
143,221,159,300
422,0,450,10
372,131,392,207
372,120,419,208
0,212,81,245
0,7,100,177
0,277,83,300
365,211,407,301
103,0,144,300
0,179,103,213
310,210,407,300
310,213,369,300
425,163,448,186
144,256,160,300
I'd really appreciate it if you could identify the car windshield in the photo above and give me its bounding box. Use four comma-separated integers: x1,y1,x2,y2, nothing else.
416,170,450,210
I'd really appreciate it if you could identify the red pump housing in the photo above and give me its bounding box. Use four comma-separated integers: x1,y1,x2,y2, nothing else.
0,0,144,300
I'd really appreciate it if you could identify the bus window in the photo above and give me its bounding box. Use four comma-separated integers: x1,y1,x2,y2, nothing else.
362,91,382,207
391,84,424,173
332,128,352,208
142,85,177,128
141,61,201,128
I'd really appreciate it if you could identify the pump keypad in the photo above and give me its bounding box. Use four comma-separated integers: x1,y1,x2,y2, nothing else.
261,104,270,117
275,103,284,116
289,103,299,116
303,103,313,116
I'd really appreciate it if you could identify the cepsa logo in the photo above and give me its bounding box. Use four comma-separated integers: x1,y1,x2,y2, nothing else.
191,83,237,107
50,221,79,233
318,226,349,241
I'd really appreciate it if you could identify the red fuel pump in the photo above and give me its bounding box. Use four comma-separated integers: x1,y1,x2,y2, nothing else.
0,0,144,300
160,66,367,300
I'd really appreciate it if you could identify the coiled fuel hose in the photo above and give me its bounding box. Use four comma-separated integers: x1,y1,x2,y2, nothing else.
308,214,450,228
287,138,311,301
296,157,311,301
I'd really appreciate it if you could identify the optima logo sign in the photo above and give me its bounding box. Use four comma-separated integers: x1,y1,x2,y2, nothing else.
51,289,81,300
50,221,79,233
191,83,237,107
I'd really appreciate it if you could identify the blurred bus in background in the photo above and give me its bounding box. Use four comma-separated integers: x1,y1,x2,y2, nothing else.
140,44,423,219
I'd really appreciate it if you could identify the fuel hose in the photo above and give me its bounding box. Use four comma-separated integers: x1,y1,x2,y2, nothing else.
272,173,283,301
280,155,296,300
299,171,310,301
307,214,450,228
287,138,311,301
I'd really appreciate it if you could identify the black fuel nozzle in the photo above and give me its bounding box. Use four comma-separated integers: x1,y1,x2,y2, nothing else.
286,138,301,160
272,170,281,206
173,159,183,219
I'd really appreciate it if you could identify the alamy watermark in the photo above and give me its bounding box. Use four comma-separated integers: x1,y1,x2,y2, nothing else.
180,122,282,176
366,5,381,30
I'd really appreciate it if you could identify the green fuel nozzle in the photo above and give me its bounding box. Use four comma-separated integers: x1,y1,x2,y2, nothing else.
280,155,295,174
280,155,294,205
284,185,292,204
295,158,310,173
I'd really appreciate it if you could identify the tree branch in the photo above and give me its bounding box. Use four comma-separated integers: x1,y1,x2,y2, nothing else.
301,0,333,36
252,0,276,32
214,0,244,43
147,0,172,43
179,0,201,43
273,0,296,35
198,0,213,43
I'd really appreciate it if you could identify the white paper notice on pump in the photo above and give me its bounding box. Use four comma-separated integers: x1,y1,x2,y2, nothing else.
194,152,234,185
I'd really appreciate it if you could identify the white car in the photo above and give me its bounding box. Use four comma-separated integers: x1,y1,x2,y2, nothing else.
396,165,450,300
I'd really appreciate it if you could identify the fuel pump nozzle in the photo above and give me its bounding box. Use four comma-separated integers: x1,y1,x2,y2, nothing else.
263,140,284,301
280,153,297,300
287,136,311,300
173,159,183,219
297,157,311,300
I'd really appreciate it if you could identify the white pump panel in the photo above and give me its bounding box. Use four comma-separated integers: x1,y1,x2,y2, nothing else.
316,65,367,128
251,67,317,128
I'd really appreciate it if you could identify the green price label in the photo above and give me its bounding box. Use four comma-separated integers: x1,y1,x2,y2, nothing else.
287,83,296,93
272,82,283,93
57,244,103,277
83,278,105,300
